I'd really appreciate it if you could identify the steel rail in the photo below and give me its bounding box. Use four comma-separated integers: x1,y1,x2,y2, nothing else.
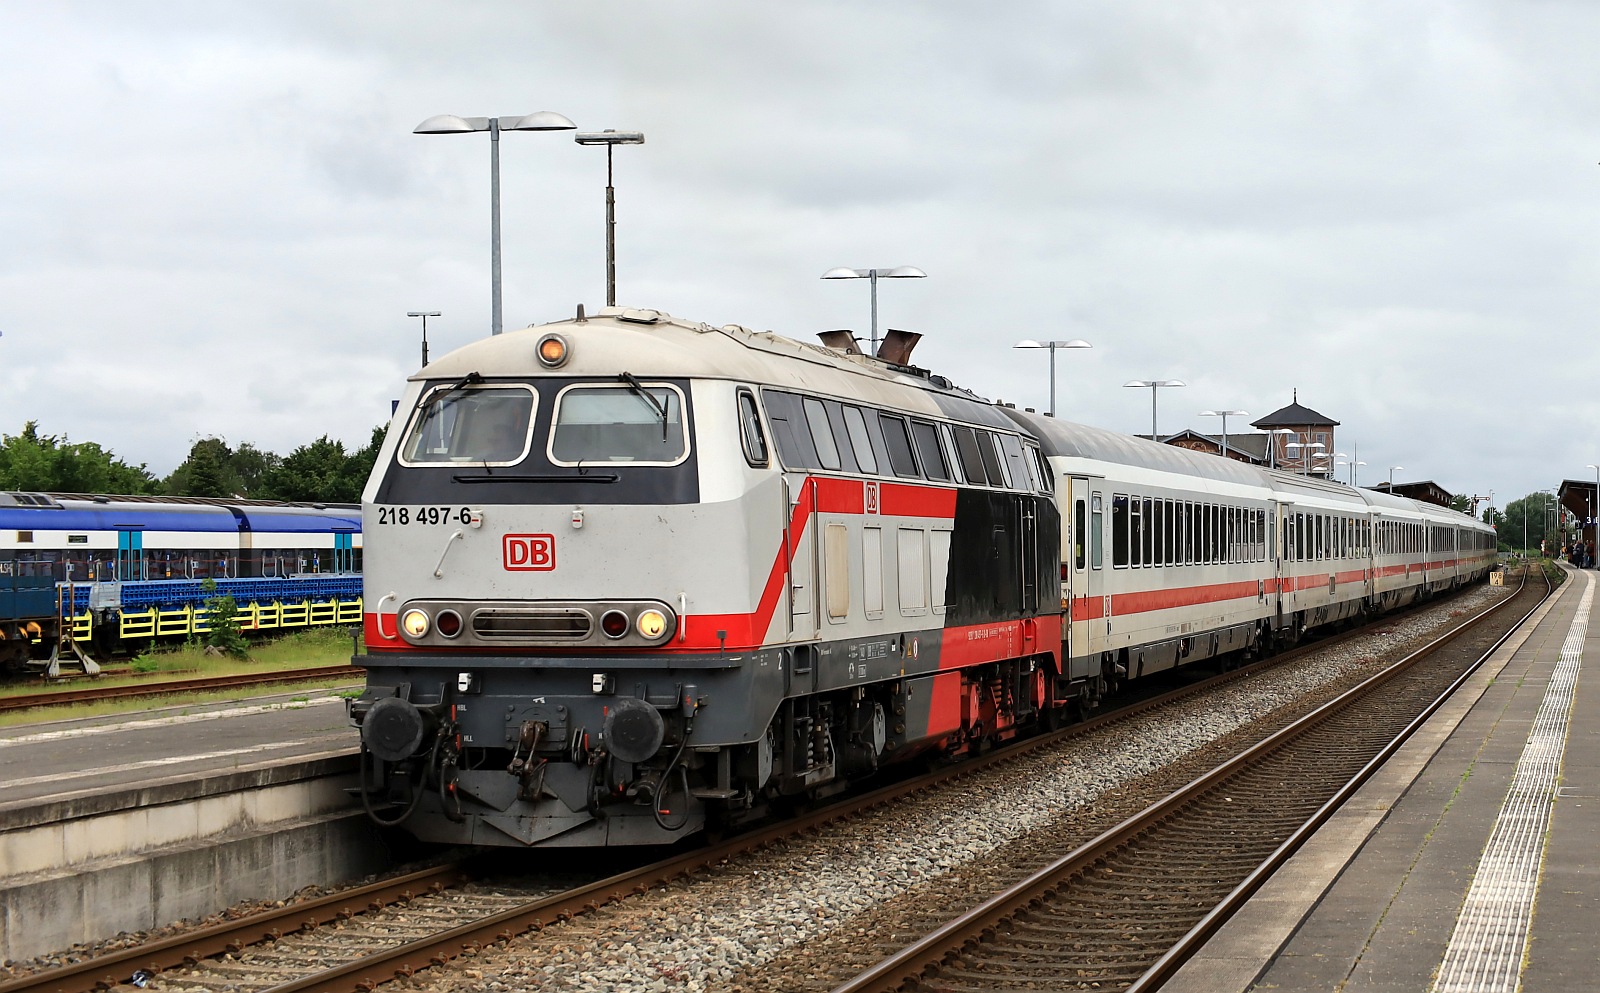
0,665,365,714
0,863,470,993
830,569,1545,993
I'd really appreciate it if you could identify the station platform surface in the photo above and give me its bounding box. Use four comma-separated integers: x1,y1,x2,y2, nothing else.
1166,564,1597,993
0,686,360,812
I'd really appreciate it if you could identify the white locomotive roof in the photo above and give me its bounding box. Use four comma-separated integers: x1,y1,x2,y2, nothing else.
416,307,1009,426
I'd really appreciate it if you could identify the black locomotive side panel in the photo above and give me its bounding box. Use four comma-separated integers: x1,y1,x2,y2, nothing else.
944,490,1061,627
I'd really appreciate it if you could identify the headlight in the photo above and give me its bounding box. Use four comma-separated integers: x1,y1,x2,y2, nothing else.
636,609,669,640
436,609,462,638
536,333,570,368
401,608,430,638
600,609,629,639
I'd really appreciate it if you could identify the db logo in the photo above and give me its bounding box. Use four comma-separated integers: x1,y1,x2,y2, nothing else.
865,481,880,515
503,534,556,571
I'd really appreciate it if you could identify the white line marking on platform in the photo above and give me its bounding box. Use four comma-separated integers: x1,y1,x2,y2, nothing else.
0,733,353,789
0,696,346,748
1431,570,1591,993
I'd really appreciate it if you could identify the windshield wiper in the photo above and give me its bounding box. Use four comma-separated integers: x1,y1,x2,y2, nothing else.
417,371,483,413
619,371,669,441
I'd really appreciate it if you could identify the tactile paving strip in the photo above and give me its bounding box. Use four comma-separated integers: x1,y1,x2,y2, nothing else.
1431,571,1592,993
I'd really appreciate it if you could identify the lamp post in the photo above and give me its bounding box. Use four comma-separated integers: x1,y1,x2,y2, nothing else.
1198,409,1249,460
1587,464,1600,562
1285,440,1324,475
1123,380,1186,440
820,266,926,357
1267,428,1294,471
574,129,645,308
1014,339,1092,417
406,311,441,367
1387,466,1404,491
414,111,577,336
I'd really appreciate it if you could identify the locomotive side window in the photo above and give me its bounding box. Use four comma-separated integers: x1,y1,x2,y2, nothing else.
978,432,1008,488
910,421,950,481
939,425,966,484
841,406,878,474
549,383,688,466
878,415,921,478
760,390,814,469
803,398,841,471
951,426,988,485
400,385,536,466
999,434,1030,490
737,389,769,467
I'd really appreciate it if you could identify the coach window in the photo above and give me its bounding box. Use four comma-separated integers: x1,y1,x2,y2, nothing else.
911,421,951,481
737,390,768,467
802,398,841,471
1091,493,1104,569
1074,498,1087,570
1112,495,1130,567
1163,499,1175,565
1153,498,1165,566
1130,497,1143,567
878,414,921,478
951,426,988,485
1142,498,1155,566
841,406,878,475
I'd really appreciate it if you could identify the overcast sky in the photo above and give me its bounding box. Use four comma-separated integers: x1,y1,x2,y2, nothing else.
2,1,1596,509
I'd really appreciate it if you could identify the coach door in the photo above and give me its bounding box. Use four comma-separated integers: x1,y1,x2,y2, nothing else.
1272,502,1290,630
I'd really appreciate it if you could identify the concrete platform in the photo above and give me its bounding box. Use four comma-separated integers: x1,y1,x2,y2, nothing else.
0,689,397,964
1165,565,1596,993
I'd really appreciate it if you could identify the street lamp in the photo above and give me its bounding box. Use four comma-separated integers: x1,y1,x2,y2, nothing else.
821,266,926,357
406,311,441,367
1285,440,1324,475
1198,409,1249,460
1337,460,1366,486
1388,466,1404,490
1123,380,1186,440
1267,428,1295,471
1014,339,1092,417
574,129,645,308
415,110,577,336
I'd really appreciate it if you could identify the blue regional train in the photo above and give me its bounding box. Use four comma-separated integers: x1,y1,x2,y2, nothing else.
0,492,363,674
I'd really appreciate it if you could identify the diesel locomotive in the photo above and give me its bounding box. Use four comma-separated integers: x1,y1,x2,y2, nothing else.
350,307,1495,848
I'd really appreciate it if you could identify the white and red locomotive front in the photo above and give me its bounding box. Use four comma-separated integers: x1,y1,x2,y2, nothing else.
351,309,1063,847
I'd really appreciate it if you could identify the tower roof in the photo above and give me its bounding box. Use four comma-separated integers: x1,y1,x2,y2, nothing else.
1250,389,1339,428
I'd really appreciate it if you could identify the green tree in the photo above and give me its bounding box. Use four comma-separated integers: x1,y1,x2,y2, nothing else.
264,436,357,502
169,438,232,497
0,421,158,494
1500,493,1556,553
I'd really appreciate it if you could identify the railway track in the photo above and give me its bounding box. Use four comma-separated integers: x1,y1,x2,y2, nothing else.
829,569,1549,993
0,580,1521,993
0,665,365,714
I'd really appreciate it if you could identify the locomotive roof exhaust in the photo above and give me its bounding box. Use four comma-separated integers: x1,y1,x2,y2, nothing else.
816,327,921,365
876,328,921,365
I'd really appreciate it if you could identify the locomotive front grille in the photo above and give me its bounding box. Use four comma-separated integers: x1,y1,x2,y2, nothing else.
472,608,593,640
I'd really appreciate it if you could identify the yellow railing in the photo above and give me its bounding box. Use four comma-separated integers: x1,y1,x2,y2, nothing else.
110,598,363,641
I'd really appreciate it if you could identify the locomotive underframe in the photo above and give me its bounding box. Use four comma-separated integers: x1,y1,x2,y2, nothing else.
351,638,1059,847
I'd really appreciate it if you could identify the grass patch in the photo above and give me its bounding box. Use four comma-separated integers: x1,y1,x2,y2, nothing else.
4,626,366,701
